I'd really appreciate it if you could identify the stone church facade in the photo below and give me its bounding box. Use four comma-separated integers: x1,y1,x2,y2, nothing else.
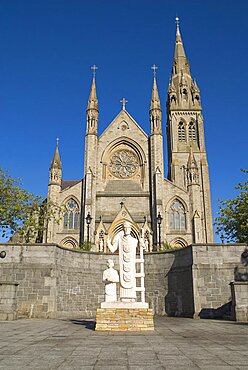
45,22,214,251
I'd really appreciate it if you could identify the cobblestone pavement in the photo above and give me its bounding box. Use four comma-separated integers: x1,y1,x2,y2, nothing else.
0,317,247,369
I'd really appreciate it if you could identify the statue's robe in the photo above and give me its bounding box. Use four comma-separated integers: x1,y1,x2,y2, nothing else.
103,267,119,302
108,234,138,302
119,234,137,301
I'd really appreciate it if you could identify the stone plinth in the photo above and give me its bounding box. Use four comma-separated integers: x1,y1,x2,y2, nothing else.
95,308,154,331
230,281,248,322
101,301,149,309
0,282,19,321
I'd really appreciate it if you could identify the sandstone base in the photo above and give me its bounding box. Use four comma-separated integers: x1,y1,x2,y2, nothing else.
95,308,154,331
101,301,149,309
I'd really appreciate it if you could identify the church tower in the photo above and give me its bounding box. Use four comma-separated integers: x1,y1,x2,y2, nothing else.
46,140,62,242
166,19,214,243
82,66,99,243
149,67,164,245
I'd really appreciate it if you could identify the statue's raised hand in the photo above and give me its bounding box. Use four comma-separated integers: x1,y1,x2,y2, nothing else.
139,237,145,249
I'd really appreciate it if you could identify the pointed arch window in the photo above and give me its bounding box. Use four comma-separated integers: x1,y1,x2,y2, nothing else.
182,88,188,100
169,200,186,231
170,94,176,104
64,199,80,230
178,122,186,142
188,121,196,142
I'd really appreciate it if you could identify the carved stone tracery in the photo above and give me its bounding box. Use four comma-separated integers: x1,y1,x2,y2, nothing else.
109,150,139,179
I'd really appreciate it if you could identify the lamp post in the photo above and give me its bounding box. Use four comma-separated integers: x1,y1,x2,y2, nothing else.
86,212,92,243
220,234,225,244
157,212,163,250
0,251,6,259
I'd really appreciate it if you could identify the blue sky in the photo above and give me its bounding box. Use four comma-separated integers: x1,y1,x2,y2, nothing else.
0,0,247,242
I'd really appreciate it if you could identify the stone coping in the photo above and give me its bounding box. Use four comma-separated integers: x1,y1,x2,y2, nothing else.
0,242,246,256
100,301,149,309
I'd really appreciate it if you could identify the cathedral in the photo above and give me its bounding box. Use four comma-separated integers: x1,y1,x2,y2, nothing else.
45,21,214,251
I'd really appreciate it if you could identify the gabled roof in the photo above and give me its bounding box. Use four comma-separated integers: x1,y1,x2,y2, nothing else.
61,180,81,191
99,109,148,140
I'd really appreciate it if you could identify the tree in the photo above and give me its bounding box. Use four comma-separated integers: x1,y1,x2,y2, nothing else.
215,169,248,244
0,167,63,242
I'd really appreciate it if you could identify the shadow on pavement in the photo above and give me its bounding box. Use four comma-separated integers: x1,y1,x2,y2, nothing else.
219,321,248,326
199,301,232,320
70,319,95,330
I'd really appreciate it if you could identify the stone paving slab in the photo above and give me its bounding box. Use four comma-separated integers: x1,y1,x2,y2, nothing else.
0,317,247,369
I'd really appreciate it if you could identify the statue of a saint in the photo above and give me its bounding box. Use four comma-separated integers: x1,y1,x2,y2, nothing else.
99,239,104,252
107,221,145,303
103,259,119,302
144,239,149,252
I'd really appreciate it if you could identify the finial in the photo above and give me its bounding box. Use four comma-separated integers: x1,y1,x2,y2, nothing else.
56,137,59,147
175,16,180,34
120,98,128,110
151,64,158,77
91,64,98,78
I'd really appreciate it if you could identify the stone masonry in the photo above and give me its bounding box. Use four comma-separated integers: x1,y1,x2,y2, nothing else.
95,308,154,331
230,281,248,322
0,243,246,320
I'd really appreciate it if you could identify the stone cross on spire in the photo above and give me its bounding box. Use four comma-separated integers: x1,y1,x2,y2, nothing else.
120,98,128,110
175,16,180,34
91,64,98,78
56,137,59,147
151,64,158,77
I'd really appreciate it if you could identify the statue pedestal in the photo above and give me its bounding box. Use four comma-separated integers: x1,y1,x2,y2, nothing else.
230,281,248,322
100,301,149,309
95,303,154,331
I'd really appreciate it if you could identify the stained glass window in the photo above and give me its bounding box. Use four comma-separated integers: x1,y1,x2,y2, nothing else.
169,200,186,231
63,199,80,230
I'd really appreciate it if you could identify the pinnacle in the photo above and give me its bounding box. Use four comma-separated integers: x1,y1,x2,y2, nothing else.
187,146,197,169
150,76,161,110
87,76,98,110
50,144,62,170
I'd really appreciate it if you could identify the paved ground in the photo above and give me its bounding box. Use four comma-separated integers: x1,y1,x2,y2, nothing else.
0,317,247,369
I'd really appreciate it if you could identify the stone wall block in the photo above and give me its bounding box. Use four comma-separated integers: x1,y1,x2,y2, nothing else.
0,243,246,319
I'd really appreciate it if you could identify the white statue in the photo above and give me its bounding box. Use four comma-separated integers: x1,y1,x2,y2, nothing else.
107,221,145,303
144,239,149,252
99,239,104,252
103,259,119,302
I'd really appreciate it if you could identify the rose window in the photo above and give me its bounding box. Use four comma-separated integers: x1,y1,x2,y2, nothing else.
109,150,139,178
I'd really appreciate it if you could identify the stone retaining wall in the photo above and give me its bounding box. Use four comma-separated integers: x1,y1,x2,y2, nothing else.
0,243,246,319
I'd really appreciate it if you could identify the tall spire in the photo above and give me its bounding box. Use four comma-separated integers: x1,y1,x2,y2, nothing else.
86,66,99,134
50,139,62,170
172,17,190,77
49,140,62,186
168,18,201,110
150,65,162,134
